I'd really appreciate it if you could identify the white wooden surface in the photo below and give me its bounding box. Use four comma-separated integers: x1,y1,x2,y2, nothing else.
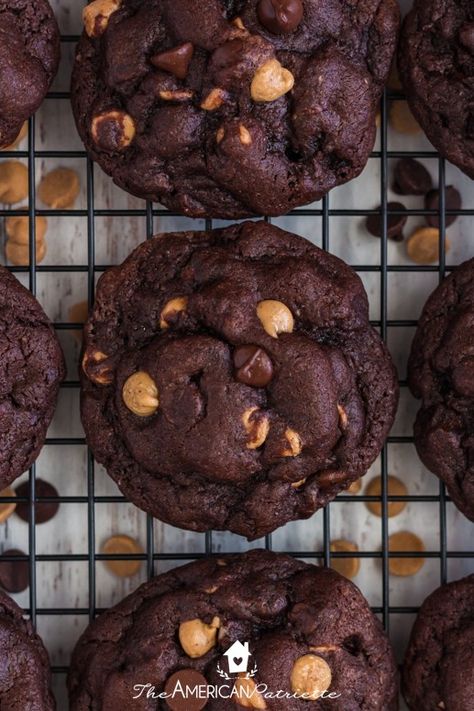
0,1,473,708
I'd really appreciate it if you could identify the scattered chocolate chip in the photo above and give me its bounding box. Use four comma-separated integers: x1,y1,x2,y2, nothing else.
459,23,474,53
164,669,208,711
233,345,273,387
393,158,433,195
425,186,462,228
150,42,194,80
366,202,407,240
0,549,29,593
15,479,59,524
257,0,304,34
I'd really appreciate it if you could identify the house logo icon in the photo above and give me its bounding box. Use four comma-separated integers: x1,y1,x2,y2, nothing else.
223,641,252,675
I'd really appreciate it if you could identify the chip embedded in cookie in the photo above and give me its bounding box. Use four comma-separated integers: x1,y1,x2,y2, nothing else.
399,0,474,178
80,221,398,539
0,266,65,490
408,258,474,522
72,0,400,218
0,0,60,149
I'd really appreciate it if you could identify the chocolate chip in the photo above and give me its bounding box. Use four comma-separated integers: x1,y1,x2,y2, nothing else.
15,479,59,524
393,158,433,195
257,0,304,34
459,23,474,53
425,186,462,228
366,202,407,240
150,43,194,80
233,345,273,387
0,549,29,593
164,669,208,711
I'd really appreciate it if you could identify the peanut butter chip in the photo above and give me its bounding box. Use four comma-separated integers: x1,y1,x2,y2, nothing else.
68,301,89,343
251,59,294,102
83,0,121,37
201,88,228,111
82,349,114,386
281,428,302,457
160,296,188,329
256,300,294,338
389,101,422,135
242,407,270,449
291,654,332,700
330,539,360,579
38,168,80,209
234,676,267,709
5,215,47,245
0,161,28,204
5,240,46,266
239,125,252,145
91,110,136,152
179,617,220,658
347,479,362,495
1,122,28,151
101,535,143,577
0,488,16,524
365,475,408,518
159,89,194,102
388,531,425,577
407,227,450,265
123,371,159,416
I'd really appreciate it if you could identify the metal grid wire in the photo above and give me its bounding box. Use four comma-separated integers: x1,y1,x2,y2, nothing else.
0,27,473,693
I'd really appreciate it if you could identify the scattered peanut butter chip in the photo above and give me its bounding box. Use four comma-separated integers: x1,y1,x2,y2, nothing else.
389,101,422,134
330,539,360,579
101,535,143,577
201,87,228,111
346,479,362,495
365,475,408,518
123,371,159,416
91,110,136,152
0,161,28,204
82,349,114,386
179,617,220,658
234,676,267,709
5,239,46,266
68,301,89,342
83,0,121,37
5,215,47,245
375,112,381,129
159,89,194,102
407,227,450,264
388,531,425,577
0,488,16,524
38,167,80,209
256,299,294,338
291,654,332,700
160,296,188,329
281,428,302,457
251,58,294,102
242,407,270,449
1,122,28,151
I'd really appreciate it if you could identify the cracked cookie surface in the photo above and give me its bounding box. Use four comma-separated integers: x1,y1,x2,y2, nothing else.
0,266,65,489
72,0,399,218
80,221,398,539
403,575,474,711
0,0,60,148
0,590,55,710
409,258,474,522
399,0,474,179
68,549,399,710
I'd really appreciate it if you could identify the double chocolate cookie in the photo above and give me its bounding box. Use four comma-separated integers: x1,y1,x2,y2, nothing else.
408,259,474,521
72,0,399,219
0,266,65,490
68,549,399,710
0,0,60,149
81,221,398,539
0,589,55,709
403,575,474,711
399,0,474,179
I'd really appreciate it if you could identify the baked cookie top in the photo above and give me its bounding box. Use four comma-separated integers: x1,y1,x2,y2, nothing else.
408,258,474,522
0,266,65,489
72,0,399,219
80,221,398,539
0,590,55,710
0,0,60,148
403,575,474,711
399,0,474,178
68,550,399,710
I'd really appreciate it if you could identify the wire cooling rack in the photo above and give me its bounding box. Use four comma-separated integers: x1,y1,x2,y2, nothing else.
0,1,473,707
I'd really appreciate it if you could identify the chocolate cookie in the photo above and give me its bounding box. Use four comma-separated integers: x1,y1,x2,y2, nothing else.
399,0,474,179
0,266,65,490
80,221,398,539
68,549,399,710
403,575,474,711
0,589,55,709
408,259,474,521
0,0,60,149
71,0,399,219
